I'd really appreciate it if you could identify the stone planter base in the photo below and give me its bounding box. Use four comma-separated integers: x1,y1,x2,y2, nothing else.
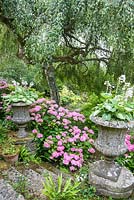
89,161,134,199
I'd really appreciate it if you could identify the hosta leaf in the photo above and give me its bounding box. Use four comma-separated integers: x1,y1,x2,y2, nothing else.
102,113,111,121
116,113,126,120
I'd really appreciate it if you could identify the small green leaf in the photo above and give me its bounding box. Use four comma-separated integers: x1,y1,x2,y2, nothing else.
102,113,111,121
116,113,126,120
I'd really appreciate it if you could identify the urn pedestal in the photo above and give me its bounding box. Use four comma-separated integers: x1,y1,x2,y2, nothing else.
89,116,134,199
12,103,31,138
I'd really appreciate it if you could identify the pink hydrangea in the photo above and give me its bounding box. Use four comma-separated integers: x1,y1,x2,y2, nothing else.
47,135,52,140
58,141,62,146
88,129,94,134
44,142,50,148
37,133,43,138
51,151,60,158
88,148,95,154
56,135,61,140
69,166,76,171
6,116,12,120
32,129,38,134
57,146,65,151
89,138,94,144
36,98,45,104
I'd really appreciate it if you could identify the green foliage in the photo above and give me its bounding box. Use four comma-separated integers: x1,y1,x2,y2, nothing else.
92,76,134,121
0,121,8,144
19,145,41,164
116,152,134,173
60,85,83,107
2,138,19,155
31,98,95,171
3,84,38,104
42,174,80,200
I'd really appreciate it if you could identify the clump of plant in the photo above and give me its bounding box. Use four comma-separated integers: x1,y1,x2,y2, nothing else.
60,85,83,108
19,145,41,164
42,174,80,200
0,121,8,144
2,138,19,155
3,80,38,105
30,98,95,171
92,75,134,121
0,79,9,119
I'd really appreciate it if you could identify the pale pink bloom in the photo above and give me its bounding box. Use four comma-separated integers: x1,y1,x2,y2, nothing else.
68,138,75,143
63,159,69,165
88,148,95,154
58,141,62,146
64,125,69,129
6,116,12,120
125,134,131,141
73,116,78,121
88,129,94,134
47,135,52,139
52,151,60,158
59,112,64,117
128,144,134,152
69,166,76,171
36,98,45,103
37,118,43,123
57,146,65,151
44,142,50,148
62,132,66,137
56,135,61,139
34,105,42,112
37,133,43,138
32,129,38,134
84,126,88,131
78,148,83,153
89,138,94,144
74,155,79,160
71,148,76,152
71,159,77,166
48,140,53,145
48,110,57,116
80,135,87,142
53,104,59,108
56,115,61,120
58,107,65,112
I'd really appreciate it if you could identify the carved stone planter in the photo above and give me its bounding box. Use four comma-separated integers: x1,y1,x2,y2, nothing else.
12,102,31,138
89,116,134,199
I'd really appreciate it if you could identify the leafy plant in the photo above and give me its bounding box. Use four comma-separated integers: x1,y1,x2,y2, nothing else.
92,75,134,121
0,121,8,144
42,174,80,200
3,81,38,104
2,138,19,155
19,145,41,164
31,98,95,171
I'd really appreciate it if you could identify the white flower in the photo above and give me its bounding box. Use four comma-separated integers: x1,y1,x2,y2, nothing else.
125,87,134,100
119,75,126,83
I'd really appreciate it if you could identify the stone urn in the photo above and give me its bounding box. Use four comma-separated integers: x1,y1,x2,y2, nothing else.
89,116,134,199
12,102,31,138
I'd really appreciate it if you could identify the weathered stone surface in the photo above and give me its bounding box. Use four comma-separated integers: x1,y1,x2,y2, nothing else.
0,179,25,200
90,160,122,182
89,164,134,199
90,115,133,129
3,167,47,200
12,103,31,138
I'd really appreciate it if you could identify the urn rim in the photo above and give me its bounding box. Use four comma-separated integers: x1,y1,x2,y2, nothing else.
90,115,134,129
